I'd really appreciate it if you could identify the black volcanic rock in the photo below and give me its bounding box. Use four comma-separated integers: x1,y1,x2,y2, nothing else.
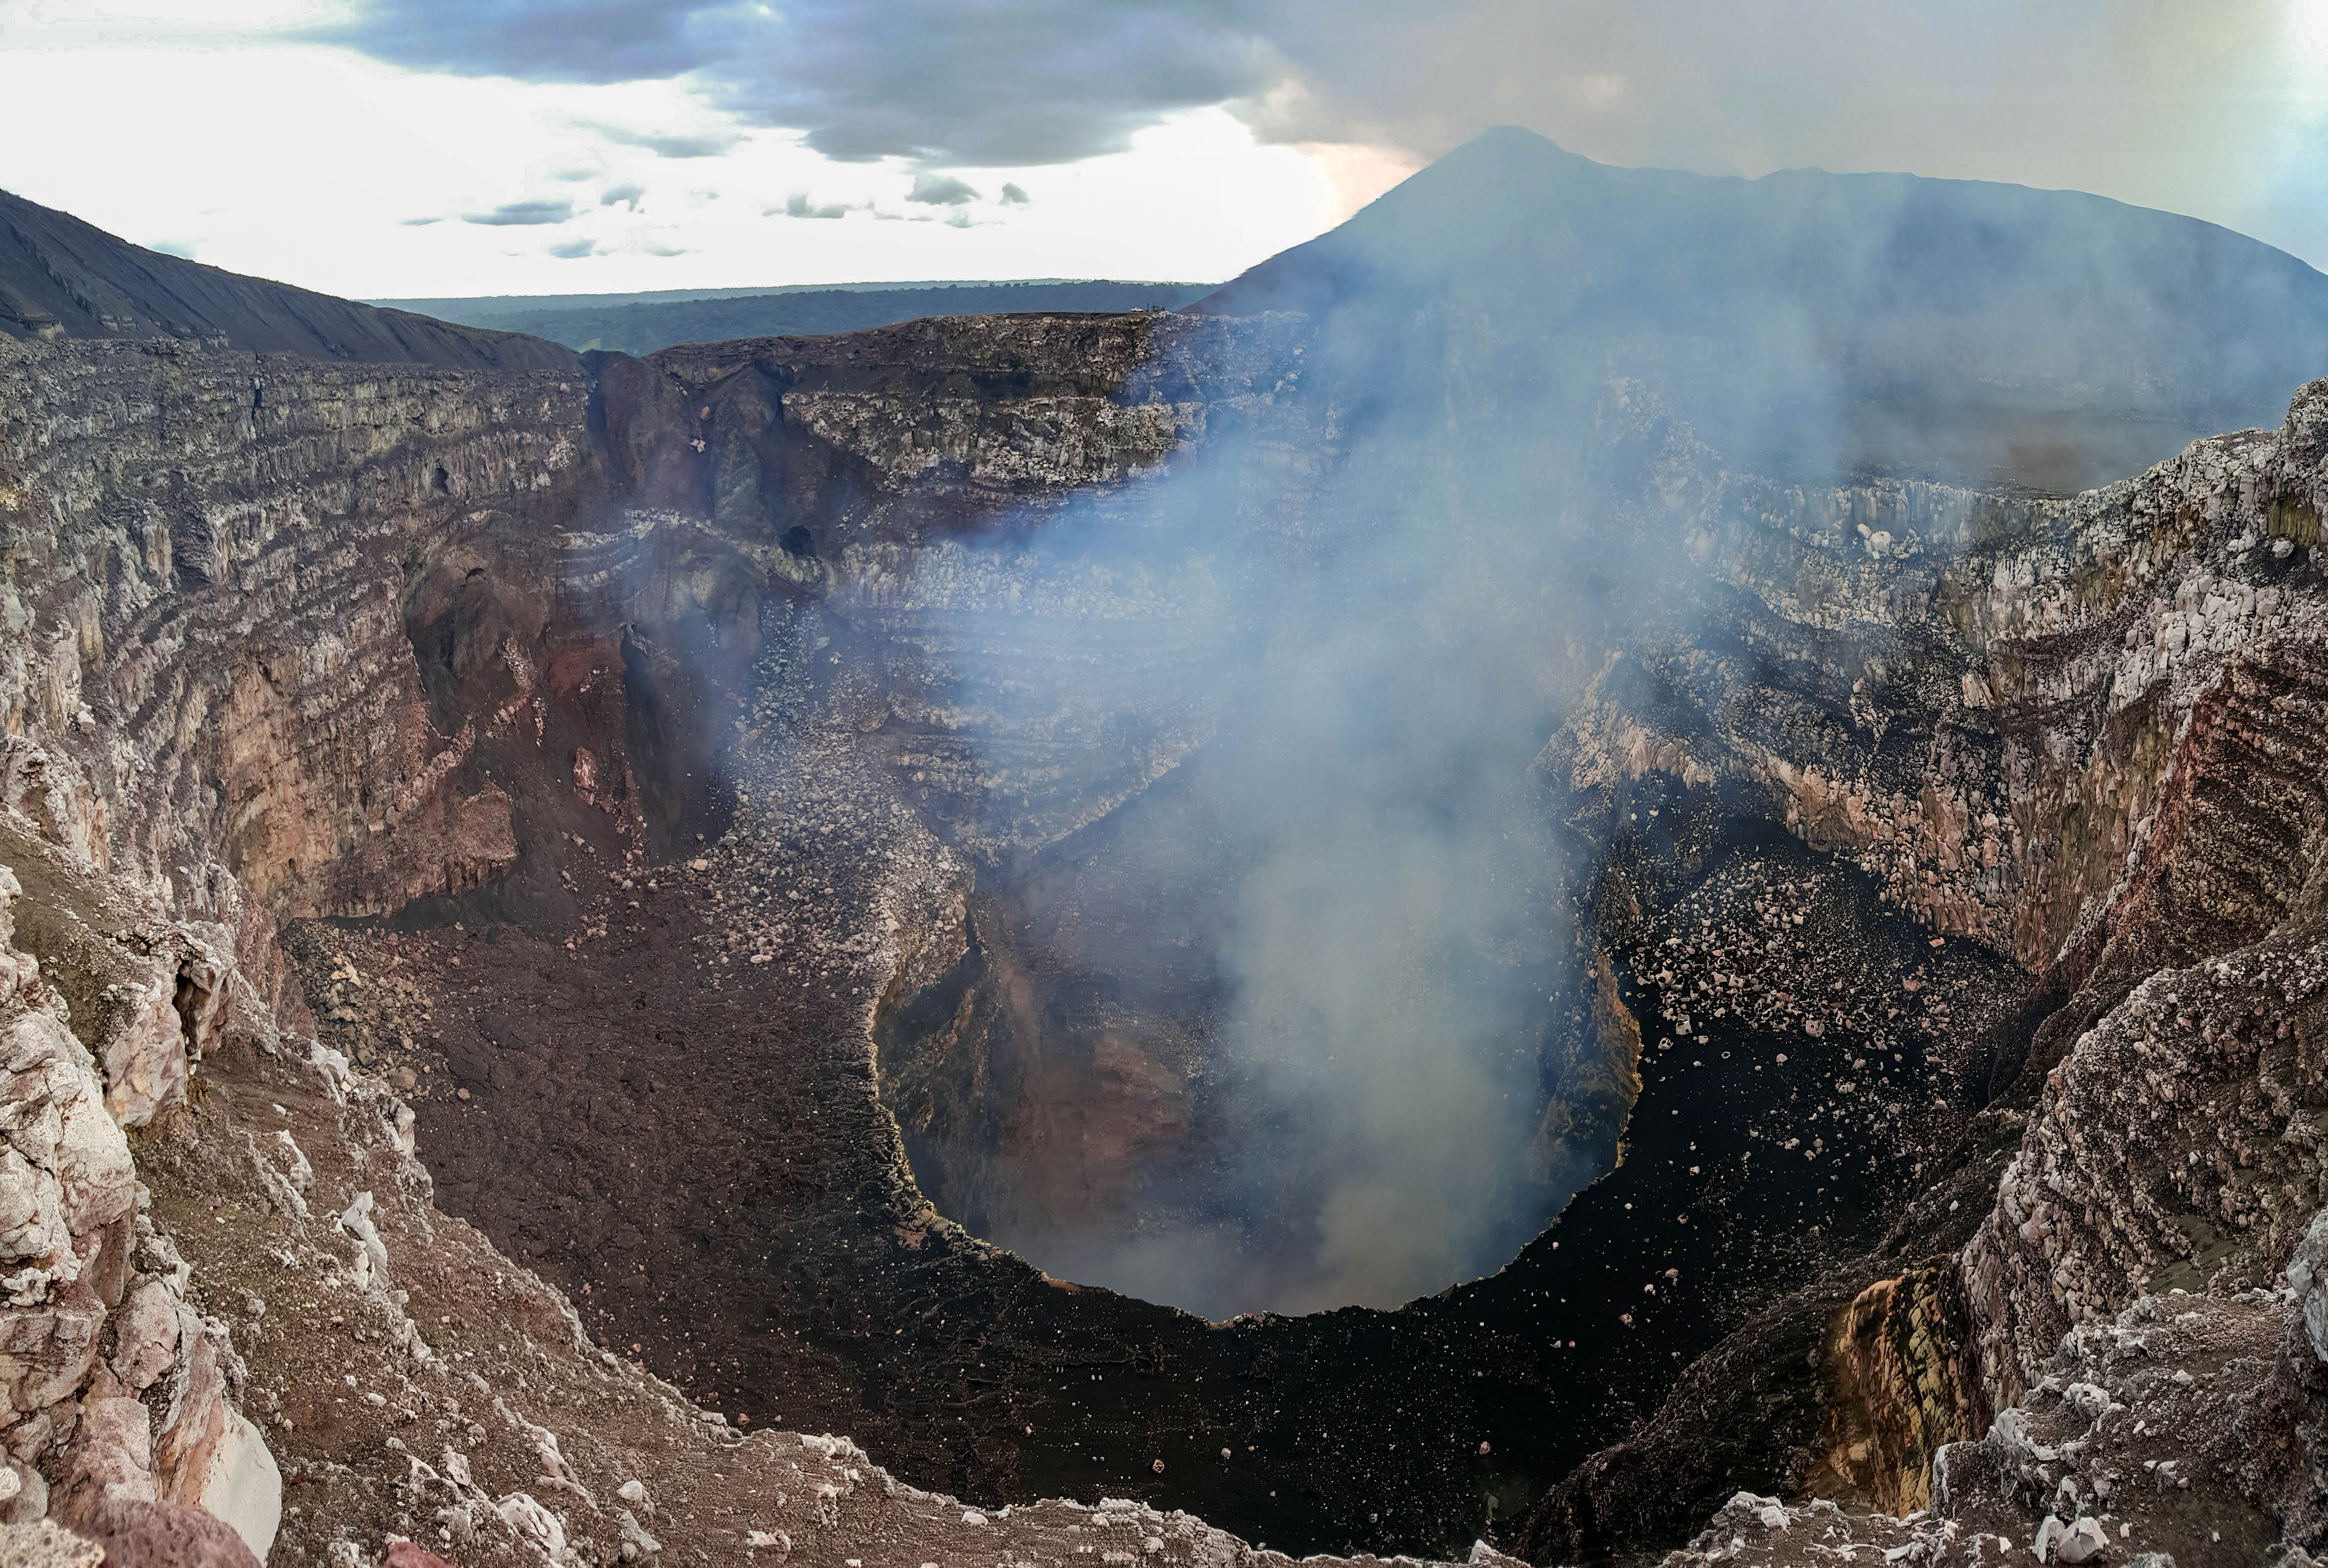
1200,126,2328,490
0,188,577,372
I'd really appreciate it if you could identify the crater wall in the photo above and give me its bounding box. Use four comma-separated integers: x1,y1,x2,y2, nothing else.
7,316,2328,1564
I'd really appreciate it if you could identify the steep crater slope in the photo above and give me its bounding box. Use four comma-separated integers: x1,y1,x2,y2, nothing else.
9,133,2328,1566
0,186,577,371
284,322,2328,1563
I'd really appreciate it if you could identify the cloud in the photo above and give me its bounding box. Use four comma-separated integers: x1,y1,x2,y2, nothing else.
599,183,644,209
583,120,741,158
399,215,444,227
776,193,852,219
321,0,2328,267
463,198,575,226
906,173,979,205
1222,2,2328,266
324,0,1276,165
552,165,599,181
546,236,598,258
147,239,196,259
999,182,1030,205
318,0,711,85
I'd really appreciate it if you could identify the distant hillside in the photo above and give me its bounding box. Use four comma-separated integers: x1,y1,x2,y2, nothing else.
1198,127,2328,489
393,281,1215,355
369,279,1115,328
0,189,577,372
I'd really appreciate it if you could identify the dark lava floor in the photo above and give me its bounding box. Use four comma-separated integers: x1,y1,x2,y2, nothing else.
287,777,2042,1562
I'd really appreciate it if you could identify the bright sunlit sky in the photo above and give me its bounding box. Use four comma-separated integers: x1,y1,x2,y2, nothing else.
0,0,2324,299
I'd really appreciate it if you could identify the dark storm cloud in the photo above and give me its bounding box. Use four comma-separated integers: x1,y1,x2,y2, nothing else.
319,0,710,83
740,0,1275,164
327,0,1275,164
905,174,978,206
463,198,576,226
999,182,1031,205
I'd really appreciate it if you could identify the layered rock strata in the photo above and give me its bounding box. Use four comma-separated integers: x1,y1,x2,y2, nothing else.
0,324,1523,1566
7,300,2328,1568
1523,385,2328,1558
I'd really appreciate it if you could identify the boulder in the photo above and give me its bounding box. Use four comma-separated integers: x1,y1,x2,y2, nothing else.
150,1323,278,1564
0,1013,135,1305
189,1409,279,1565
59,1495,257,1568
2284,1208,2328,1361
108,1281,178,1392
0,1287,103,1414
57,1394,155,1513
94,960,186,1129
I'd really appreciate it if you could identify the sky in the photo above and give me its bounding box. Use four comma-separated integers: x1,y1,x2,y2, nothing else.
0,0,2322,299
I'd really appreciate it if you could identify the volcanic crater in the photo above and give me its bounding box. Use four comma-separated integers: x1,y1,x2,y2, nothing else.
7,129,2328,1568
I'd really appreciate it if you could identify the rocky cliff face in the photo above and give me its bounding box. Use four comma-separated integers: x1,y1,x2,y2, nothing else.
3,288,2328,1568
1513,384,2328,1563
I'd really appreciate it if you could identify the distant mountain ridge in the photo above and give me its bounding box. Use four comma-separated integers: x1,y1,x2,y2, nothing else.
1197,126,2328,489
0,187,577,372
14,129,2328,490
371,278,1156,322
395,280,1216,356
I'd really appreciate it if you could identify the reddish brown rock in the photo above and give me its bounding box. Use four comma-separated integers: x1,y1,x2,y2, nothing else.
54,1393,155,1516
65,1496,258,1568
385,1541,459,1568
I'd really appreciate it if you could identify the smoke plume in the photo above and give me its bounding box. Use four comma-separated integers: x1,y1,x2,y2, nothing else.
854,127,2328,1318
